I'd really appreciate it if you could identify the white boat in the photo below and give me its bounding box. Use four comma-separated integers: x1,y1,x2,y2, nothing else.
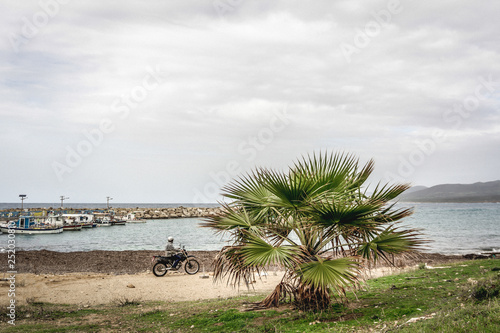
0,216,63,234
96,222,111,227
44,213,87,231
93,212,113,227
62,213,94,230
122,212,146,223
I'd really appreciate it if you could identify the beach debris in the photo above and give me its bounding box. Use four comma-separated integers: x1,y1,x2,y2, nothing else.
126,283,135,288
405,312,436,324
199,264,209,279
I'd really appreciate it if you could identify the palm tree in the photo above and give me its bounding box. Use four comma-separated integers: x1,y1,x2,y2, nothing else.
203,152,423,310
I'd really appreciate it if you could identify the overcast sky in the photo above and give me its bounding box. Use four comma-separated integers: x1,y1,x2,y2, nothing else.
1,0,499,204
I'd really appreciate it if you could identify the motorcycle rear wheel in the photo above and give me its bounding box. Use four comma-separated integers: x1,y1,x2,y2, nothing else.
153,262,169,277
184,259,200,275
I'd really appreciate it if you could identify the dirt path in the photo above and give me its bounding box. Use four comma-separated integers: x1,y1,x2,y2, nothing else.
1,271,285,305
1,266,425,306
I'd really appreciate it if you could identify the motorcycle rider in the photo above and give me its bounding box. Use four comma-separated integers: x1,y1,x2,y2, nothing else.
165,236,181,268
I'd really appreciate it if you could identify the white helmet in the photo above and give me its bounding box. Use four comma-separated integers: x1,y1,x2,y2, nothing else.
168,236,174,242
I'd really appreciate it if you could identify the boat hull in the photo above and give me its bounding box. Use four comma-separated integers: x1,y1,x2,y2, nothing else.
0,226,63,234
110,221,126,226
63,225,83,231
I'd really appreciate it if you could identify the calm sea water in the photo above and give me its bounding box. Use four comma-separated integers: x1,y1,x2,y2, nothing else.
0,203,498,254
401,202,500,254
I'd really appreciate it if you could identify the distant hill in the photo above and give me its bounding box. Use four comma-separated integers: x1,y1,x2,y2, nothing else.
403,185,428,194
398,180,500,203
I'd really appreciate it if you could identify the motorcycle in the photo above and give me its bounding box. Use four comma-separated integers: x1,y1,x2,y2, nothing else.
152,246,200,276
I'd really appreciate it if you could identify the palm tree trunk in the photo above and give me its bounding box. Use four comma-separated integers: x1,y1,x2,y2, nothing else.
294,284,331,311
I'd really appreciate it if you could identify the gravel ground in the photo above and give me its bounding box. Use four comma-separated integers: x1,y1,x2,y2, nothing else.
0,250,217,275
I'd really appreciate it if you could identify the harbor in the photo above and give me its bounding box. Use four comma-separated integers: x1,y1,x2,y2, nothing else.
0,206,221,222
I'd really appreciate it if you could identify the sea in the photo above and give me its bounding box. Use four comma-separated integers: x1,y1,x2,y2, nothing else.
0,202,499,255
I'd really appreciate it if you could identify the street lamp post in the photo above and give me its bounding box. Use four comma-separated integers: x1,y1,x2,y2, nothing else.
60,196,69,209
106,196,113,210
19,194,27,210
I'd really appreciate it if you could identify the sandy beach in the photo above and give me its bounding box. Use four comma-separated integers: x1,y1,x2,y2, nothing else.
1,271,288,305
0,250,468,306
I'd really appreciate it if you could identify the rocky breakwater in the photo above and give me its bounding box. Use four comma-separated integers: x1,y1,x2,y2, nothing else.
114,206,222,220
0,206,222,221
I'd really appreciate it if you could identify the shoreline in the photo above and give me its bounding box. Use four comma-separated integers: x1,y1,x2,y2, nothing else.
0,250,475,276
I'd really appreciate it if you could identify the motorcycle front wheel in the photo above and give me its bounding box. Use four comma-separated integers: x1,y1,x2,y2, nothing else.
153,262,169,277
184,259,200,275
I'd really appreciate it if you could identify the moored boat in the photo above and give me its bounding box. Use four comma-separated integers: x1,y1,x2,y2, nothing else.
62,224,83,231
0,216,63,234
93,212,113,226
93,212,126,226
45,213,85,231
121,212,146,223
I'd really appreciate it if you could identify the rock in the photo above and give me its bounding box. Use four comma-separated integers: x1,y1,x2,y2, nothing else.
127,284,135,288
464,254,490,260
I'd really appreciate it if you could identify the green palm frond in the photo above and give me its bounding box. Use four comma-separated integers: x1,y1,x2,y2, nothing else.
200,204,258,232
314,198,383,230
371,203,413,224
348,158,374,190
212,245,259,287
297,256,360,291
222,169,273,208
292,152,360,196
357,226,424,263
371,182,412,202
240,232,298,268
260,168,312,209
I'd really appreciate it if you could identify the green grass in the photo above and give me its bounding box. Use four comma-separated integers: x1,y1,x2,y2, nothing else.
1,259,499,332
